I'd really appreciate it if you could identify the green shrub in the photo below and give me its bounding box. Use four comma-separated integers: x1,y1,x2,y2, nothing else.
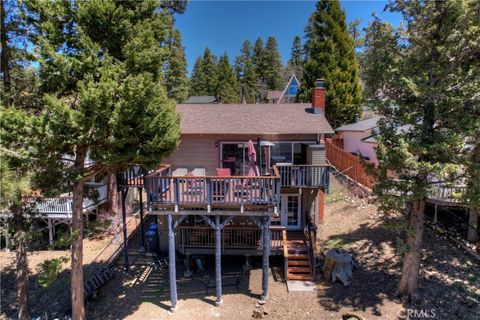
38,256,69,288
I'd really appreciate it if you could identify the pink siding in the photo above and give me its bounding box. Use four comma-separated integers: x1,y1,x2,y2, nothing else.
164,134,318,175
342,131,378,164
163,136,219,175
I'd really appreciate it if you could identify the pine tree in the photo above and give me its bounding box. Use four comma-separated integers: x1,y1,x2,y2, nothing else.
202,47,218,96
284,35,303,84
189,48,218,96
299,0,362,128
190,57,207,96
252,37,268,100
0,106,34,320
289,36,303,68
262,37,284,90
252,37,264,76
216,53,240,103
235,40,258,103
165,28,189,103
0,2,41,318
363,0,480,301
24,1,181,318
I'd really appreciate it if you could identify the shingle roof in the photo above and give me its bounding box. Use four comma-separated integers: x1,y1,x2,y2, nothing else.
176,103,334,135
267,90,283,100
183,96,218,104
335,116,380,132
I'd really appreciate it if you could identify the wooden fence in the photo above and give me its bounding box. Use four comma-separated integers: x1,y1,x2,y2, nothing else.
325,138,377,190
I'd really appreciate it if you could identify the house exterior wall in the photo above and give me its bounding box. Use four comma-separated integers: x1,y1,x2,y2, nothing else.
342,131,378,163
163,134,319,175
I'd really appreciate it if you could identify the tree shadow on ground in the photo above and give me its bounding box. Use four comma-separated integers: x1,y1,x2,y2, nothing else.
316,218,480,320
0,256,119,318
85,253,276,319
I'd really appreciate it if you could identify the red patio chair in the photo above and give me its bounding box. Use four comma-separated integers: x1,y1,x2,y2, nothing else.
212,168,231,201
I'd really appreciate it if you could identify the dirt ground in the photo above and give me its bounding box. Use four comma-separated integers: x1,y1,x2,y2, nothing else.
1,177,479,319
0,213,141,318
85,177,479,320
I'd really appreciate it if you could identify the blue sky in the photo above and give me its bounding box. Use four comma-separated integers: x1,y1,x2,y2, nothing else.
175,1,402,74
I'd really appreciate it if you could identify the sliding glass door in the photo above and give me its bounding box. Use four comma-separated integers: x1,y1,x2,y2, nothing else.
221,141,314,175
221,143,248,176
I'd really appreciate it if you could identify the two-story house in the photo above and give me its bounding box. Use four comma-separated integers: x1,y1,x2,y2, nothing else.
117,79,333,311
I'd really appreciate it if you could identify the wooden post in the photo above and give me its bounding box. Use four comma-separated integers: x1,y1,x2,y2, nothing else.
215,215,223,306
433,204,438,224
138,187,145,250
4,222,10,251
260,216,270,302
121,189,129,273
48,218,54,246
468,206,478,243
318,189,325,224
167,214,178,311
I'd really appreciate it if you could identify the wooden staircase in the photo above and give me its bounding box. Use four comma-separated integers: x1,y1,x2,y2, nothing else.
282,231,313,281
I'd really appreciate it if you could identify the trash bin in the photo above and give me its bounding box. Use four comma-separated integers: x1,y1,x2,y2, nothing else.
148,223,158,232
145,229,159,255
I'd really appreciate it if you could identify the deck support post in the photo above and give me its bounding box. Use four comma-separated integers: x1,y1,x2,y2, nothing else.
4,222,10,251
184,253,193,278
243,255,251,271
121,188,129,273
138,187,145,251
260,216,270,302
433,204,438,224
48,218,54,246
215,215,223,306
167,214,178,311
468,206,479,243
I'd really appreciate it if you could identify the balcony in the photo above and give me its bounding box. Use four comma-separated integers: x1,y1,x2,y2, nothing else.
18,183,107,219
276,164,330,189
124,163,330,214
144,165,281,214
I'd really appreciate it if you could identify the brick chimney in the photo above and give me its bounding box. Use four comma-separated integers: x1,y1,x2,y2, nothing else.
311,79,326,114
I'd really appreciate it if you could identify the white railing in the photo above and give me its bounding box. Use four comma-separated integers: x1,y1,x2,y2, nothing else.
25,183,107,218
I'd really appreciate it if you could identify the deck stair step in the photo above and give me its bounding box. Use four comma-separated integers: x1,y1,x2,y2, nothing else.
287,273,311,280
288,267,311,273
284,232,313,282
288,260,310,266
84,266,114,298
287,253,309,259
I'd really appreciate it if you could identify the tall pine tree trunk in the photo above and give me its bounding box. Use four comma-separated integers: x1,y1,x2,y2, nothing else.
397,199,425,302
12,205,30,320
71,148,86,320
1,0,12,106
107,168,120,215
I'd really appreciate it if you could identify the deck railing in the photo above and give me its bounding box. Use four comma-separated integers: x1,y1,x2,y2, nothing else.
117,164,171,189
304,214,317,281
276,164,330,189
429,185,467,204
178,225,284,254
24,183,107,217
145,166,281,211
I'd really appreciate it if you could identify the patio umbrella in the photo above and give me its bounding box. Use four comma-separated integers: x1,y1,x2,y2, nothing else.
248,140,260,177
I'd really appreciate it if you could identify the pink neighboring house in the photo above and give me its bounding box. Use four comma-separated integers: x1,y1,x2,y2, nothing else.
335,117,380,164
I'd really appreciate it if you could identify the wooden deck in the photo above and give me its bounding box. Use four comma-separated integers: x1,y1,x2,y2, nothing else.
178,225,285,255
0,183,107,219
143,165,281,213
116,163,331,213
